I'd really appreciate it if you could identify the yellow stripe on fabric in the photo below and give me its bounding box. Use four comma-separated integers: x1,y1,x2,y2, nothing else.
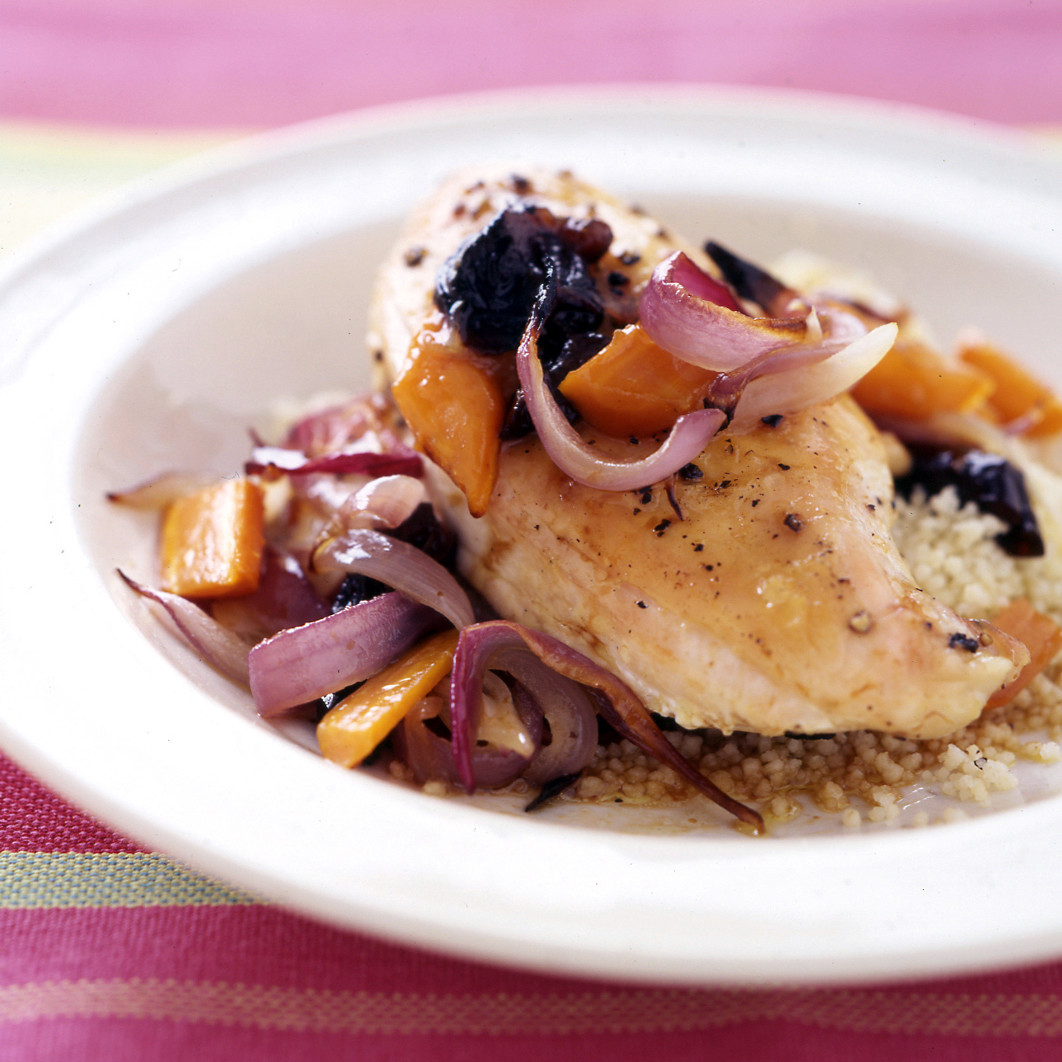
3,980,1062,1037
0,853,259,908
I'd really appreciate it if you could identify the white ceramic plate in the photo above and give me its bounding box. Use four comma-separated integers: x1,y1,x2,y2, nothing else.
3,86,1062,986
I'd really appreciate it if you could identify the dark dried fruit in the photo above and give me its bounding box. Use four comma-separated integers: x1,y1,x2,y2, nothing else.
390,502,457,568
558,216,612,261
501,331,607,440
896,449,1044,557
332,572,386,611
434,206,607,355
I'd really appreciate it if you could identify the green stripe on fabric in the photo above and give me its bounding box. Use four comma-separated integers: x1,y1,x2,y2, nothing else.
0,852,261,908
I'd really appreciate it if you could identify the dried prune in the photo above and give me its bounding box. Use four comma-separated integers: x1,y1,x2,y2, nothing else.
558,216,612,262
331,572,387,611
896,449,1044,557
390,502,457,568
500,331,606,440
434,206,606,355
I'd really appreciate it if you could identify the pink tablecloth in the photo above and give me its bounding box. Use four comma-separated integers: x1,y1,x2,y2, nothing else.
7,751,1062,1061
2,0,1062,128
3,2,1062,1059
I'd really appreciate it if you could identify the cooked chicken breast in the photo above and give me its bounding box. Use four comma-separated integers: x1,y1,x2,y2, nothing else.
370,165,1027,738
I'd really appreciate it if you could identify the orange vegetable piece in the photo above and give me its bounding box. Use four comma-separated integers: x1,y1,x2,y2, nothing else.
160,478,265,598
559,324,717,437
958,337,1062,437
986,598,1062,709
317,629,460,768
850,337,994,423
392,325,505,517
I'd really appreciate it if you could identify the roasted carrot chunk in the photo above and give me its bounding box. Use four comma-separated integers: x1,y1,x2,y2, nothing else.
559,324,717,437
392,325,505,517
850,338,994,423
986,598,1062,709
160,478,265,598
317,629,460,768
958,337,1062,437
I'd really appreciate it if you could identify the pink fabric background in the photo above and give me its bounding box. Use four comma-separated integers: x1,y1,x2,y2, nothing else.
1,0,1061,129
3,1,1062,1058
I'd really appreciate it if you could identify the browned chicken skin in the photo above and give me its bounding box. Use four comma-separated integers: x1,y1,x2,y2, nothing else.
371,165,1027,739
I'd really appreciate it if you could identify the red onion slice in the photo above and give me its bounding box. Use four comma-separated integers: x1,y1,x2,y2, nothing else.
106,471,216,510
310,528,475,629
486,648,599,786
640,252,808,370
282,396,385,455
728,321,898,431
451,621,764,831
248,592,437,716
666,250,743,311
639,251,896,433
517,313,727,490
117,570,250,685
339,474,427,531
209,547,330,643
394,690,538,789
246,445,421,479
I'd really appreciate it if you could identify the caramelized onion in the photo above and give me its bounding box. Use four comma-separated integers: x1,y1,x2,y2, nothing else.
340,474,427,531
450,621,764,831
106,471,215,510
248,592,437,716
246,444,421,479
282,395,389,456
640,251,896,433
727,320,897,431
117,570,250,685
209,548,330,643
640,252,807,370
505,660,599,786
309,528,475,629
450,634,599,789
394,684,539,789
